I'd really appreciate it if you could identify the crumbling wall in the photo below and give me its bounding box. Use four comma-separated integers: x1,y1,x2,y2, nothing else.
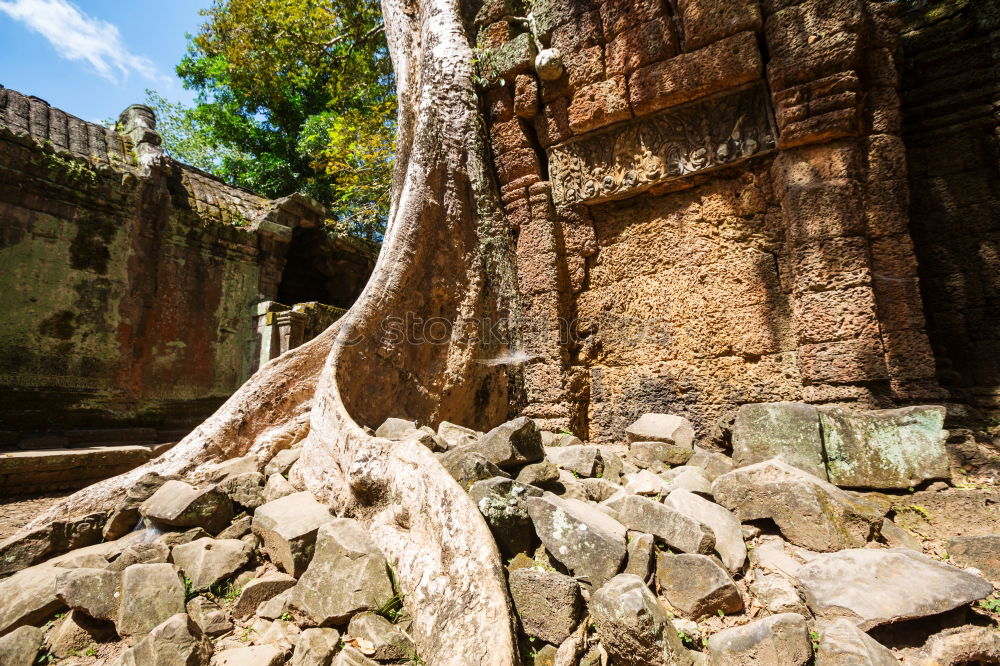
0,87,375,433
481,0,944,441
899,1,1000,413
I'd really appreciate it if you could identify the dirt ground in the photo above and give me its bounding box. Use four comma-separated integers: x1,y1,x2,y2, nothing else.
0,492,71,541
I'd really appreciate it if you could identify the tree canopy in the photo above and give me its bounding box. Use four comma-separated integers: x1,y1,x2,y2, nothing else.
152,0,396,241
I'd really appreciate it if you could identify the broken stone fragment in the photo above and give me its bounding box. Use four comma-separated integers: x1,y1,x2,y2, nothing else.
469,416,545,468
218,515,253,540
437,420,480,449
622,469,672,496
663,489,745,572
906,625,1000,665
880,517,922,551
707,613,811,665
590,574,693,666
623,531,655,580
819,405,949,489
104,506,142,541
545,445,604,477
468,477,542,558
626,413,695,448
655,553,743,618
508,567,582,644
264,447,303,478
116,563,186,638
186,596,232,635
217,472,267,509
439,448,510,488
108,541,170,571
661,466,712,496
617,495,715,556
204,456,259,483
214,644,285,666
233,571,298,618
140,480,234,535
732,402,826,479
749,572,808,616
687,446,734,481
159,528,212,548
171,537,252,590
332,645,379,665
288,518,394,626
526,492,627,588
0,565,64,637
263,472,298,503
251,491,334,577
0,512,106,576
347,612,415,661
0,625,43,666
48,609,115,658
813,618,899,665
374,417,418,439
947,535,1000,581
116,613,213,666
56,566,122,622
629,440,694,468
579,477,623,502
712,460,882,552
515,459,560,489
289,627,341,666
797,548,993,630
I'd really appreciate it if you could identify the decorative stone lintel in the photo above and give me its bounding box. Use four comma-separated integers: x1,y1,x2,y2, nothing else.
548,82,777,207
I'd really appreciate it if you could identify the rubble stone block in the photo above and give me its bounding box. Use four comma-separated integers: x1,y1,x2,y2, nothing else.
617,495,715,555
656,552,743,618
509,567,583,644
117,563,186,638
568,76,632,134
732,402,826,479
140,480,234,534
707,613,811,665
251,491,334,577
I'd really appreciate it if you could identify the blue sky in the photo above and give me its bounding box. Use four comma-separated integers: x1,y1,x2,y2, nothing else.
0,0,209,123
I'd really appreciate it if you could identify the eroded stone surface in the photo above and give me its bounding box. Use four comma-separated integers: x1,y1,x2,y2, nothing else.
707,613,810,665
140,480,234,534
732,402,826,479
171,537,252,591
117,563,186,638
468,477,542,557
617,495,715,555
655,553,743,618
664,489,745,572
509,567,582,644
251,492,333,577
814,618,898,666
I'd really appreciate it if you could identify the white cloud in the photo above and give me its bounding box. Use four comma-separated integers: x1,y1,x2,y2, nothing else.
0,0,163,82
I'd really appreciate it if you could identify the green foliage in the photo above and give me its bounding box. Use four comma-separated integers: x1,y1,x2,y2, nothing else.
676,629,695,648
156,0,395,241
810,629,821,653
980,597,1000,613
183,576,199,603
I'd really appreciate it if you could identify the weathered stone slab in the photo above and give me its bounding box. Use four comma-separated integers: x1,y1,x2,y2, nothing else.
625,414,695,447
232,571,298,618
749,572,808,616
545,445,604,477
214,644,284,666
117,563,186,638
171,537,252,590
549,82,776,206
707,613,810,665
347,613,415,661
56,566,121,621
439,448,509,488
468,477,542,558
117,613,213,666
251,491,334,577
0,625,43,665
0,565,64,637
289,627,341,666
814,618,899,666
527,492,627,588
712,460,882,551
797,548,993,630
664,489,746,572
186,597,232,636
819,405,949,489
617,495,715,555
471,416,545,469
140,480,234,534
732,402,826,479
591,574,693,666
947,535,1000,581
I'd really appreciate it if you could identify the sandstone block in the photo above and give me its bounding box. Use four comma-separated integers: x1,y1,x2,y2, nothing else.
712,460,882,551
264,448,302,478
289,627,341,666
568,76,632,134
688,446,734,481
440,448,509,489
707,613,810,665
232,571,298,618
545,445,604,477
470,416,544,469
509,567,582,644
732,402,826,479
678,0,762,51
618,495,715,555
625,413,695,447
251,491,334,577
117,563,186,638
171,537,252,591
814,618,899,666
0,565,64,637
515,459,561,490
436,421,479,449
56,566,121,621
664,489,746,572
818,405,949,489
469,477,542,557
116,613,212,666
656,553,743,618
629,440,694,468
218,472,266,509
48,609,115,658
347,613,415,661
591,574,693,665
263,473,297,503
629,32,762,116
798,548,993,630
213,645,284,666
623,469,673,495
0,625,43,666
140,480,234,534
186,597,232,635
624,531,654,580
948,535,1000,582
527,492,627,588
289,518,394,625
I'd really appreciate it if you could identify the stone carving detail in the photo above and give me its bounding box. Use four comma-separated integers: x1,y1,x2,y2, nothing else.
549,83,777,206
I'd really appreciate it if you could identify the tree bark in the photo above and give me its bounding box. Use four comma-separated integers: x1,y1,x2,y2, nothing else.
11,0,521,661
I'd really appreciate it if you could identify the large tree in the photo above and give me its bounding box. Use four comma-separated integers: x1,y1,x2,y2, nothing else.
172,0,395,240
15,0,522,661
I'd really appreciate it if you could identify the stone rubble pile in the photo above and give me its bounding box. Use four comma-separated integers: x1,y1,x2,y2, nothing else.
0,401,998,665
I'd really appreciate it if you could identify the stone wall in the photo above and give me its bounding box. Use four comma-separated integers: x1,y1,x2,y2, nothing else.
0,87,376,434
899,1,1000,413
480,0,946,441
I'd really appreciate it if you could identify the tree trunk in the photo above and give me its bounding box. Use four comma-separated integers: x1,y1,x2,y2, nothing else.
10,0,522,661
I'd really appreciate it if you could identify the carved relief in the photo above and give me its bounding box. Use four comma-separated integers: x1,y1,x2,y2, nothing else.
548,83,778,206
